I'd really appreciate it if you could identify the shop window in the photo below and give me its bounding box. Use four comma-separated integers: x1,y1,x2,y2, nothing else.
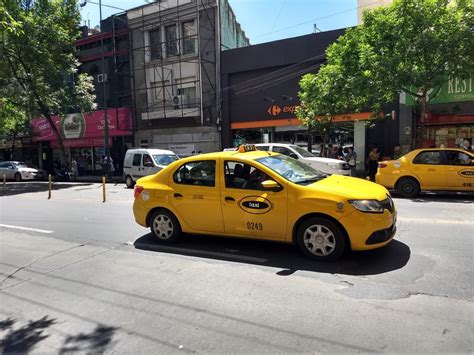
176,86,196,108
445,151,473,166
173,161,215,187
224,161,270,190
413,151,442,165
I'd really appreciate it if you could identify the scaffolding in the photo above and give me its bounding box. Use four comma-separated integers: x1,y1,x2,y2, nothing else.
128,0,219,134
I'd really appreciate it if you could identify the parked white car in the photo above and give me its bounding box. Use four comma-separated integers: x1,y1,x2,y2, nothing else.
0,161,41,181
123,148,179,188
254,143,350,176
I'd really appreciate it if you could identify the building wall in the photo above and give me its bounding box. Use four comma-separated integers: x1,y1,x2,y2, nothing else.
220,0,249,50
127,0,222,153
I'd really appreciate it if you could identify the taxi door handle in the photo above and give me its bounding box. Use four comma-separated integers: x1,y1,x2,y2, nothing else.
225,196,235,202
173,193,183,199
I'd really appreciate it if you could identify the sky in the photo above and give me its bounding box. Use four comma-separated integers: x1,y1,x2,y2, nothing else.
79,0,358,44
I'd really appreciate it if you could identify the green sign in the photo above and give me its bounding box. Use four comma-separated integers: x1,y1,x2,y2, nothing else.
405,72,473,106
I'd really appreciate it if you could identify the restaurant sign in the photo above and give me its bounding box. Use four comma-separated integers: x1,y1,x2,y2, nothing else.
405,72,473,106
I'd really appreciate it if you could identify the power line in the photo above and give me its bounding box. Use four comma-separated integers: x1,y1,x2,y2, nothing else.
252,1,381,40
271,0,287,31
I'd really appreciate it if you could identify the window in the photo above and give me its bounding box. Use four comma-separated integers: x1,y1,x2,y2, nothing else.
445,151,473,166
413,151,442,165
143,154,154,167
173,161,215,187
165,25,178,57
149,28,162,60
153,154,178,166
258,146,270,151
224,161,270,190
182,20,196,55
177,86,196,108
132,154,141,166
273,146,298,159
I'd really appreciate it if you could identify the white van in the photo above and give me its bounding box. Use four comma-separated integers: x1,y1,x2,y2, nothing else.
123,148,179,188
254,143,350,176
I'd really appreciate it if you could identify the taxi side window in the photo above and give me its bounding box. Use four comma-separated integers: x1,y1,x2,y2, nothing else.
173,161,215,187
413,151,442,165
224,161,270,190
132,154,142,166
258,146,270,151
445,151,472,166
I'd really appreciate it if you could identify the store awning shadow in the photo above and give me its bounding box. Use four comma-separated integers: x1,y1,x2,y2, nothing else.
134,234,410,276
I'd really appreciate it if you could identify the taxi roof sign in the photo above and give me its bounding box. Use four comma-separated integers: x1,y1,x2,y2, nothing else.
238,144,257,153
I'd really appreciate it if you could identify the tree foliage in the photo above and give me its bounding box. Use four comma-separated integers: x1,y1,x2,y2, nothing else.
0,0,96,158
297,0,473,147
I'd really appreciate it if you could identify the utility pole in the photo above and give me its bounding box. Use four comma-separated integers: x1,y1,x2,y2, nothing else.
99,0,110,178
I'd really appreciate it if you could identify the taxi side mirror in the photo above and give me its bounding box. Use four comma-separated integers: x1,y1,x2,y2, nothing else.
261,180,282,192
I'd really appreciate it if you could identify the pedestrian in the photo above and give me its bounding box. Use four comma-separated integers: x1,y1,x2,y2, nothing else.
462,138,472,152
367,146,380,182
345,147,357,177
70,157,78,181
108,156,115,176
330,145,339,159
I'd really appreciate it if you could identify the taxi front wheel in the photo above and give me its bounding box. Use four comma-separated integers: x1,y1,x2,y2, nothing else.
296,217,346,261
149,209,181,243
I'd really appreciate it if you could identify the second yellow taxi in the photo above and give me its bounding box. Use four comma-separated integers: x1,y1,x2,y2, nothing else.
376,148,474,197
133,145,397,261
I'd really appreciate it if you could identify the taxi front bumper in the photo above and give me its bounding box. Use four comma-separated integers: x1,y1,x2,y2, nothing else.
339,208,397,251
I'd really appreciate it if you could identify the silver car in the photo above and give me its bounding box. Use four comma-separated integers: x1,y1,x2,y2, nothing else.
0,161,41,181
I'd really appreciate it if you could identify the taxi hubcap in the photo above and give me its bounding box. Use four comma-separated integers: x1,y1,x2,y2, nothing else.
303,224,336,256
153,215,173,239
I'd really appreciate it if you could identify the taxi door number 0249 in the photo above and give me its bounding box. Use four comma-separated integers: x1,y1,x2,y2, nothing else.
247,222,263,231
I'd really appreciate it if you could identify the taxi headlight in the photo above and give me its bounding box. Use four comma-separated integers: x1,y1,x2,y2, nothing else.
349,199,384,213
328,163,343,170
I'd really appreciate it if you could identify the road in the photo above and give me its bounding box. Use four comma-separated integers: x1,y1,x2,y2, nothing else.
0,182,473,353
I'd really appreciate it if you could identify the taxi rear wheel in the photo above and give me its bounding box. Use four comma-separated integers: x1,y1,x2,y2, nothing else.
149,209,181,243
296,217,345,261
396,177,420,198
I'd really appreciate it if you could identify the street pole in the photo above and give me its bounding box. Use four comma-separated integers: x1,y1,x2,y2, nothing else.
99,0,110,178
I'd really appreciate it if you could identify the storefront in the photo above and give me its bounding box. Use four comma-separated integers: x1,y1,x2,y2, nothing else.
31,107,133,175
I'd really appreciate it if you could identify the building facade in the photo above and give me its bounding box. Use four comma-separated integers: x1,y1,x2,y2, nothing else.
127,0,248,156
221,29,400,169
30,14,134,175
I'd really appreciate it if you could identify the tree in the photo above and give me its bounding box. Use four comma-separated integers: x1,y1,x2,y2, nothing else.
0,0,96,164
297,0,473,148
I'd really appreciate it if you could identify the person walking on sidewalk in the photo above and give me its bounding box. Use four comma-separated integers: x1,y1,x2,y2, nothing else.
346,147,357,177
367,146,380,182
70,157,78,181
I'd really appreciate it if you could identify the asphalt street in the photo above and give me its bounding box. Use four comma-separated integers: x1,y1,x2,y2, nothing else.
0,182,473,353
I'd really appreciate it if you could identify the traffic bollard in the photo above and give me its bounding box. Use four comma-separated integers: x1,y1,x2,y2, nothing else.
102,176,106,203
48,174,52,199
3,174,5,195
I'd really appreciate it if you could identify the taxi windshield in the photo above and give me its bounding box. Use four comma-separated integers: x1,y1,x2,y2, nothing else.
256,154,327,184
153,154,179,166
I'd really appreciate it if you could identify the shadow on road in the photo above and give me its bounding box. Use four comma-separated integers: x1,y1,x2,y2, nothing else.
0,182,93,197
393,191,474,204
134,234,410,276
0,316,56,353
59,324,118,354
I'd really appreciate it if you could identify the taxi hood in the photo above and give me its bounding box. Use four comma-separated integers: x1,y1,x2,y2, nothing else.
312,175,389,201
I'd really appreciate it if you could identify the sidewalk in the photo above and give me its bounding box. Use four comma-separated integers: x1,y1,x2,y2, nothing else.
75,175,124,184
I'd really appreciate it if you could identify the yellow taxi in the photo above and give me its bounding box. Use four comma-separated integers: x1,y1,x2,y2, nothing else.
376,148,474,198
133,145,397,261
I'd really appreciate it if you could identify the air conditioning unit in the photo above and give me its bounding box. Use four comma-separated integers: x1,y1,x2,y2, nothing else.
172,95,185,109
97,73,108,83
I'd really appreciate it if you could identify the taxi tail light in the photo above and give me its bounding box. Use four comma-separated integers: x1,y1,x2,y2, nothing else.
134,185,144,199
378,163,387,168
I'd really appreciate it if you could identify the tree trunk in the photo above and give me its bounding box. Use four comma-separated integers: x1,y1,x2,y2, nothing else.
416,93,428,148
38,104,67,168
